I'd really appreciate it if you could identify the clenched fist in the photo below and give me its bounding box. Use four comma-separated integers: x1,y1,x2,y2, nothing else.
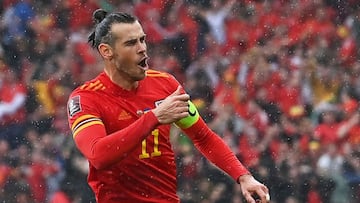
152,86,190,124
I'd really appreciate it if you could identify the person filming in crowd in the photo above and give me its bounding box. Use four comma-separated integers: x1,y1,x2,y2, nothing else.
67,9,270,203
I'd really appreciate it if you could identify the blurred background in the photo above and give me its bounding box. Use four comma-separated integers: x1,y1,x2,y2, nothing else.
1,0,360,202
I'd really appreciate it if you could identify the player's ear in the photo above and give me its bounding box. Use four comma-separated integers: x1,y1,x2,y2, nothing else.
98,43,113,60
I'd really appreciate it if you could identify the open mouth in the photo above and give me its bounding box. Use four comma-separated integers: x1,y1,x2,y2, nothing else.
138,57,148,69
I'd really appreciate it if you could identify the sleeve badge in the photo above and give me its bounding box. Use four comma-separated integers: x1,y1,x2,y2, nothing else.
68,95,82,117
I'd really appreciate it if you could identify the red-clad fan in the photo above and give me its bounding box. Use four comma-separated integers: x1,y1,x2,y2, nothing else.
0,63,27,149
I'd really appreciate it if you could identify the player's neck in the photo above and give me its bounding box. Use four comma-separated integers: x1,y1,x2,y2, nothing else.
104,69,139,91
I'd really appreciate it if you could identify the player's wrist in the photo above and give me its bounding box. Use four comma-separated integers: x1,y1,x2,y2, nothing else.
237,173,253,184
148,110,161,125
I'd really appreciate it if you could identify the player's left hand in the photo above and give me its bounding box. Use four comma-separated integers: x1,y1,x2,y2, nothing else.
238,174,270,203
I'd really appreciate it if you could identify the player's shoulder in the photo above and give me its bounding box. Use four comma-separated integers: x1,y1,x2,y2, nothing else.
145,69,179,88
67,77,104,117
145,69,178,83
146,69,173,78
70,75,106,96
78,79,105,92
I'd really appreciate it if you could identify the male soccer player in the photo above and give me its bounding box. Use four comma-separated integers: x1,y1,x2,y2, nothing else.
67,9,270,203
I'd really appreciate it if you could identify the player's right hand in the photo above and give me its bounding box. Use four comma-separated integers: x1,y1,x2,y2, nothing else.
152,86,190,124
238,175,270,203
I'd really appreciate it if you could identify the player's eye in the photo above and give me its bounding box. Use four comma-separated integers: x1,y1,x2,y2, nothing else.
125,39,137,46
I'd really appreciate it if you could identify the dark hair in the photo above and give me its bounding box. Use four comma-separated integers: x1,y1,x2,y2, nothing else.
88,9,137,49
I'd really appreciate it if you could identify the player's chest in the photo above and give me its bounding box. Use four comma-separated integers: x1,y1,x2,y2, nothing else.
99,92,166,130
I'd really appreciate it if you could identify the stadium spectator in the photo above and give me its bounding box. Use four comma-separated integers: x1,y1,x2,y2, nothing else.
0,62,27,149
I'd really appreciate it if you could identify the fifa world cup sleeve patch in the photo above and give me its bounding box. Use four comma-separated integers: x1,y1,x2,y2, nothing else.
68,95,82,117
175,100,200,129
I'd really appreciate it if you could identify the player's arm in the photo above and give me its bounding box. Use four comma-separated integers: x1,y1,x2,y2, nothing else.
177,101,250,180
72,111,159,170
69,86,189,170
178,101,270,203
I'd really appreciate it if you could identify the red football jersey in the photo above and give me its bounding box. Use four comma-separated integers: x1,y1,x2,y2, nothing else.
67,70,249,203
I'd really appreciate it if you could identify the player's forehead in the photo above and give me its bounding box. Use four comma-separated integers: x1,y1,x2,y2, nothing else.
111,21,145,42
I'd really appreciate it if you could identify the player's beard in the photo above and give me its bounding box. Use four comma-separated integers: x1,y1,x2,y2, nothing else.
114,58,146,82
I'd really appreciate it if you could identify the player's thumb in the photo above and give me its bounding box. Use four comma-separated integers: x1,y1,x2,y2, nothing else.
171,86,183,96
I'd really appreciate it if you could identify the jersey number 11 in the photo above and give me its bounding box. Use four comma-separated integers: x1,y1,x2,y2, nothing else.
139,129,161,159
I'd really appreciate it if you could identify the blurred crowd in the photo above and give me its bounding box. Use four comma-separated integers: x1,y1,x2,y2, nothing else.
1,0,360,202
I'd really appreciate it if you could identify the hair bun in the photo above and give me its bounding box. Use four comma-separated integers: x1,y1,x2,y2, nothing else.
93,9,108,24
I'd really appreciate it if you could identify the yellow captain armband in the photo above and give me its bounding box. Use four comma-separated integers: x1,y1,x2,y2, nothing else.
175,101,200,129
